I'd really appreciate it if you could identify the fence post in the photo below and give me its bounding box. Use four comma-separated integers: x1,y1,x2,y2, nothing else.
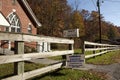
82,41,85,54
62,44,73,67
93,45,96,58
14,41,24,76
82,40,85,64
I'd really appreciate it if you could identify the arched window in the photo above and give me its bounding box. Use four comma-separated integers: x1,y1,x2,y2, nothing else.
6,11,21,32
27,23,32,34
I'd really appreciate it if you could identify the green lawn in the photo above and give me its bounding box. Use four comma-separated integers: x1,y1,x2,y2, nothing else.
85,50,100,55
74,49,82,54
0,49,119,80
44,49,120,65
0,62,106,80
0,62,45,79
86,50,120,65
75,49,120,65
28,68,106,80
72,49,100,55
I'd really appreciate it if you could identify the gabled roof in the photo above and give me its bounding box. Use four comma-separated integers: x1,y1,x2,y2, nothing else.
0,12,10,27
17,0,41,28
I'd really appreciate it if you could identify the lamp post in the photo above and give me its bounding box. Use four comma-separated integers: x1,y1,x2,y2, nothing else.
97,0,102,43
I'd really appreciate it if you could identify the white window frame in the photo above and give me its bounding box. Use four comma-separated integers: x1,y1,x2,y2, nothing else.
27,23,32,34
6,11,21,33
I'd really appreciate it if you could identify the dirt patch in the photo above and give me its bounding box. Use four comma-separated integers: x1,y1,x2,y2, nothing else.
89,70,108,80
114,59,120,63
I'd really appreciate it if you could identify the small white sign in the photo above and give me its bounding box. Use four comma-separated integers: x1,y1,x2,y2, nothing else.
67,54,85,68
63,29,79,37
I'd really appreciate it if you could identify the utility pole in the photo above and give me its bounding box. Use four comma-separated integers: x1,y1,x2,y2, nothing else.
97,0,102,43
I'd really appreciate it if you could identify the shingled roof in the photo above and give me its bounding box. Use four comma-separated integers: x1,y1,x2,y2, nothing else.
17,0,41,28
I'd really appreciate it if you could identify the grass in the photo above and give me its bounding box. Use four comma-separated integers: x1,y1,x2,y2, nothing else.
30,49,120,65
86,50,120,65
0,62,106,80
48,49,82,60
74,49,82,54
75,49,120,65
0,63,14,79
85,50,100,55
0,49,119,80
28,68,106,80
0,62,45,79
49,49,82,60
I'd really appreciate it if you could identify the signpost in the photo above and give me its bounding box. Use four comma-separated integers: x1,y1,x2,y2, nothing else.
63,29,79,37
63,28,85,69
67,54,85,69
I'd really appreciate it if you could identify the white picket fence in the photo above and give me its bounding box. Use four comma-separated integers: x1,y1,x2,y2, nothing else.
0,32,74,80
84,41,120,59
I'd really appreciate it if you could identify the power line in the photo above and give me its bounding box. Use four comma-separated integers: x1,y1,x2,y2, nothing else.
91,0,98,11
97,0,102,43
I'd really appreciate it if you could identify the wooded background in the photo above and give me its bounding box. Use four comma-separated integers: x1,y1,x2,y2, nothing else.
27,0,120,48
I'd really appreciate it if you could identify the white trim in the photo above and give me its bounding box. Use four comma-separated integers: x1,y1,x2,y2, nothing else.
22,0,42,27
12,9,16,12
7,12,14,18
27,24,32,33
9,15,16,23
6,11,21,33
0,12,10,27
28,23,31,25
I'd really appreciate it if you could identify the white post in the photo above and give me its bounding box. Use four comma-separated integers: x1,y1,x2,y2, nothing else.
8,41,11,50
44,42,48,52
37,42,43,52
8,26,11,50
47,43,51,52
37,42,51,52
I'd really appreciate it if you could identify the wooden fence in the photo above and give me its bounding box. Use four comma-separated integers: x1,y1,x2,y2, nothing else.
1,32,120,80
0,32,74,80
84,41,120,59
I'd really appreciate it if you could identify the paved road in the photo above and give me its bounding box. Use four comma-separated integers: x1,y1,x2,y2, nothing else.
83,63,120,80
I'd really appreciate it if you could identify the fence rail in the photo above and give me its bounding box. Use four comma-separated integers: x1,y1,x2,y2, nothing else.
0,32,74,80
0,50,73,64
2,63,63,80
0,32,74,44
84,41,120,59
1,32,120,80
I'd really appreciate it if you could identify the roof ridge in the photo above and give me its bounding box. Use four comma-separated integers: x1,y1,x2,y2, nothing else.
18,0,42,28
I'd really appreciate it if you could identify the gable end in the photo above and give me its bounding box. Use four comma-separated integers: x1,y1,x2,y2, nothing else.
17,0,41,28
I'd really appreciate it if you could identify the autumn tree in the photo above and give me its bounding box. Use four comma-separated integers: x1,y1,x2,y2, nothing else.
28,0,71,37
80,9,120,42
70,11,85,37
27,0,120,43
